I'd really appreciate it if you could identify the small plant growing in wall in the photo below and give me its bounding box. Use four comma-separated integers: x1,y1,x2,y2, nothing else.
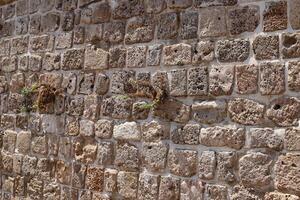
128,78,168,110
20,83,62,113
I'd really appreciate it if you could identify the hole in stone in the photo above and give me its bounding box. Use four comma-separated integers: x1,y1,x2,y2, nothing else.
283,35,297,47
273,104,281,110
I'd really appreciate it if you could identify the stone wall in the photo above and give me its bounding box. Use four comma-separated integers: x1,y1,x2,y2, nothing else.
0,0,300,199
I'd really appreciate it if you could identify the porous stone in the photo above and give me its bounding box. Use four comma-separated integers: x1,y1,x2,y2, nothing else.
198,151,216,180
109,46,126,68
180,179,204,200
126,46,147,68
250,128,283,150
209,65,234,96
29,34,54,52
239,152,272,190
157,12,178,39
259,62,285,95
163,43,191,66
41,12,60,32
180,11,198,39
97,141,114,166
158,176,180,200
86,166,104,192
171,124,200,145
266,97,300,127
288,61,300,91
55,32,73,49
253,35,280,60
230,185,261,200
187,67,208,96
104,168,118,193
83,95,100,120
200,126,245,149
285,128,300,151
227,5,260,35
236,64,258,94
168,148,197,177
16,131,31,154
192,41,214,64
263,1,287,32
217,151,238,184
170,69,187,96
113,121,141,141
95,119,113,139
77,73,94,95
43,53,61,71
101,95,133,119
73,136,97,164
216,39,250,62
282,33,300,58
192,100,226,124
132,101,151,120
290,0,300,30
31,136,47,155
138,173,159,200
117,171,139,199
15,16,29,35
112,0,144,19
206,184,228,200
62,48,85,70
228,98,265,125
194,0,237,7
11,36,28,55
147,44,162,66
111,70,135,94
142,142,168,172
199,7,227,37
154,98,190,123
103,21,126,44
274,153,300,196
265,191,300,200
84,45,108,70
125,16,154,44
115,142,139,171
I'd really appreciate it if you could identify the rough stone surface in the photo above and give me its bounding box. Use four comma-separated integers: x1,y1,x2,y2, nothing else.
209,65,234,96
236,64,258,94
274,153,300,196
228,98,265,125
216,39,250,62
267,97,300,127
263,1,287,32
250,128,283,151
285,128,300,151
163,43,191,66
253,35,280,60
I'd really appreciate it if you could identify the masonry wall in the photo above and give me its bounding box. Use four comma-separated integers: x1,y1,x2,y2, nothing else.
0,0,300,199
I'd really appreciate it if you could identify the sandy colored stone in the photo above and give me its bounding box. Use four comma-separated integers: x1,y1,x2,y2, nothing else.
263,1,287,32
236,64,258,94
250,128,283,150
84,45,108,70
113,121,141,141
198,151,216,180
117,171,138,199
260,62,285,95
209,65,234,96
285,128,300,151
163,43,191,66
228,98,265,125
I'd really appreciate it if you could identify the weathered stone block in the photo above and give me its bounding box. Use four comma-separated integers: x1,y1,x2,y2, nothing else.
41,12,60,32
192,41,214,64
112,0,144,19
200,126,245,149
171,124,200,145
15,16,29,35
125,16,154,44
31,135,47,155
11,36,28,55
117,171,139,199
62,48,84,70
111,70,135,94
147,44,162,66
249,127,284,151
138,173,159,200
63,72,77,95
103,21,126,44
240,152,272,190
209,65,234,96
267,97,300,127
168,148,197,177
263,1,287,32
145,0,166,14
113,121,140,141
275,153,300,196
62,11,75,31
126,46,147,68
109,46,126,68
199,151,216,180
265,191,300,200
199,7,227,37
142,142,168,172
288,61,300,91
104,168,118,193
170,69,187,96
157,12,178,39
115,142,139,171
97,141,114,166
217,151,238,184
228,98,265,125
290,0,300,30
282,33,300,58
85,45,108,70
73,136,97,164
285,128,300,151
187,67,208,96
163,43,191,66
253,35,280,60
194,0,237,7
236,64,258,94
86,166,104,192
95,119,113,139
72,163,86,188
206,184,228,200
56,32,73,49
158,176,180,200
216,39,250,62
192,100,226,124
29,34,54,52
180,12,198,39
227,5,260,35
